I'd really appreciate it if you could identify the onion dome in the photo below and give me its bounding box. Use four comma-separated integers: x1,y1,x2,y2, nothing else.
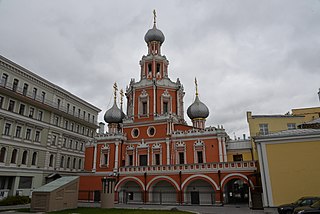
104,102,123,124
144,24,165,44
144,10,165,44
187,95,209,120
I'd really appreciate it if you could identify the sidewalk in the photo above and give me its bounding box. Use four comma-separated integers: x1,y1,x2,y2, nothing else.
0,202,278,214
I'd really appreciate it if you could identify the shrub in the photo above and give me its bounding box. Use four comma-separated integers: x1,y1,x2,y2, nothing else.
0,195,31,206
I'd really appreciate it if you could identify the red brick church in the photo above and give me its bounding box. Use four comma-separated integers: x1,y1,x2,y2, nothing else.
79,13,257,205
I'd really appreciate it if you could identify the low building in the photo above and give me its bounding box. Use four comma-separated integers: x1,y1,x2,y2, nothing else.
0,55,101,199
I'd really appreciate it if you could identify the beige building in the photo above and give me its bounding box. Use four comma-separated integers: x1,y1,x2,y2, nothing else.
0,55,100,199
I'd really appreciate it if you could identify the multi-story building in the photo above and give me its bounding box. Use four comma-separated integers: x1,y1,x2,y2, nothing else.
80,15,257,205
246,107,320,160
0,55,101,199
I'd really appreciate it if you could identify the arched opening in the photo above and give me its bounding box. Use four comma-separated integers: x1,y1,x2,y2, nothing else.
149,180,177,204
223,178,249,204
184,179,215,205
117,180,144,204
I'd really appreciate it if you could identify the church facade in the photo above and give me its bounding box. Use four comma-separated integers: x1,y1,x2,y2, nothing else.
79,15,258,205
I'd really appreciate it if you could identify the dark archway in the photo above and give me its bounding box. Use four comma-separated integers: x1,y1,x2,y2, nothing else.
184,179,215,205
117,180,144,204
224,178,249,204
149,180,177,204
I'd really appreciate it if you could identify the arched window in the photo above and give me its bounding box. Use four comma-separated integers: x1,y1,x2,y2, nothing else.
49,154,54,167
67,157,70,168
31,152,37,165
73,158,76,169
0,147,6,163
60,156,64,168
21,151,28,165
139,90,149,117
78,159,82,169
10,149,17,164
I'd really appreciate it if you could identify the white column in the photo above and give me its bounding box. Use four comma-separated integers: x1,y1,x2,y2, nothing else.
222,137,227,162
92,143,97,172
166,138,170,165
114,142,119,171
218,137,223,162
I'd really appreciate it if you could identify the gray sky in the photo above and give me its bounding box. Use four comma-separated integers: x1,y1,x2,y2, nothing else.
0,0,319,138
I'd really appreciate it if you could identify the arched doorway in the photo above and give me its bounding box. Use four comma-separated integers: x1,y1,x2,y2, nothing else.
224,178,249,204
149,180,177,204
184,179,215,205
117,181,144,204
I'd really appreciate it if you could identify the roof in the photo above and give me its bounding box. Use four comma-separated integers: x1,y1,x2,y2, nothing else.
251,115,304,118
304,117,320,124
255,129,320,140
33,176,79,192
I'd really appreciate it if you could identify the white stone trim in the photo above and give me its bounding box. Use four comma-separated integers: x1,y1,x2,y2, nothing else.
115,176,145,191
146,175,180,191
221,173,254,189
182,174,219,191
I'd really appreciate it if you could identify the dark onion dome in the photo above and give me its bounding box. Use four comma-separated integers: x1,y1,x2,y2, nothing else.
144,24,165,44
104,102,123,124
187,95,209,120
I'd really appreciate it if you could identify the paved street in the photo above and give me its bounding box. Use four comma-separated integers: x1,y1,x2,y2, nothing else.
0,202,278,214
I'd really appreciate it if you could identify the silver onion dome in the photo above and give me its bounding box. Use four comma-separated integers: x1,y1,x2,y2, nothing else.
144,24,165,44
104,102,123,124
187,95,209,120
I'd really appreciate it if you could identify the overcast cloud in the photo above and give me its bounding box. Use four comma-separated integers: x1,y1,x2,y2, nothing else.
0,0,319,138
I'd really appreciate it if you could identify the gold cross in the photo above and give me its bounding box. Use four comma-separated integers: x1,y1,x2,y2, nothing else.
120,89,124,105
113,82,118,101
195,77,198,96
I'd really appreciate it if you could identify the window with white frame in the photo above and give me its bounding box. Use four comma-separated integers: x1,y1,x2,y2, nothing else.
10,149,17,164
0,147,7,163
161,90,172,114
259,124,269,135
194,140,206,164
287,123,296,130
100,145,110,167
139,90,149,117
15,126,22,138
31,152,37,165
4,123,11,136
175,141,186,164
25,128,31,140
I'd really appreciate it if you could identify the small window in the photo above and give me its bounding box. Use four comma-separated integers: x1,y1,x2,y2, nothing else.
155,154,160,165
78,159,82,169
32,88,37,99
0,96,4,109
12,79,19,92
179,152,184,164
18,176,32,189
0,147,6,162
128,155,133,166
60,156,64,168
73,106,75,115
197,151,203,163
8,100,15,112
156,63,160,73
15,126,22,138
259,124,269,135
4,123,11,136
73,158,76,169
233,154,243,162
67,157,70,168
41,92,46,103
29,107,34,118
1,73,8,87
38,110,43,121
148,64,152,73
49,154,54,167
147,126,156,137
35,130,40,142
19,104,25,115
287,123,296,130
21,151,27,165
131,128,139,138
55,116,59,126
163,102,168,114
139,155,147,166
31,152,37,165
23,83,28,96
142,102,147,115
57,99,61,109
103,153,108,165
67,103,70,113
25,128,31,140
10,149,17,164
52,135,57,145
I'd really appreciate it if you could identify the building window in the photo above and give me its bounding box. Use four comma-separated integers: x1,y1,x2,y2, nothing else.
8,100,15,112
35,130,40,142
76,125,80,133
142,102,147,115
15,126,22,138
287,123,296,130
78,109,81,117
67,103,70,113
10,149,17,164
163,102,168,114
233,154,243,162
52,135,57,145
63,138,67,147
49,154,54,167
131,128,139,138
67,157,70,168
83,111,86,119
179,152,185,164
37,110,43,121
21,151,27,165
69,140,73,149
41,92,46,103
23,83,28,96
18,177,32,189
88,113,90,121
32,88,37,99
93,115,95,123
0,96,3,109
197,151,203,164
73,158,76,169
73,106,75,115
31,152,37,165
12,79,19,92
103,153,108,165
60,156,64,168
65,120,69,129
139,155,147,166
0,147,6,163
75,141,78,150
259,124,269,135
156,63,160,73
29,107,34,118
55,116,59,126
57,98,61,109
1,73,8,87
78,159,82,169
25,128,31,140
19,104,25,115
80,143,84,151
147,126,156,137
148,63,152,74
155,153,160,165
4,123,11,136
128,154,133,166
